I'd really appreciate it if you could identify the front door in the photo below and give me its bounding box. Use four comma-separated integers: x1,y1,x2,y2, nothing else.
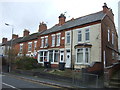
65,50,71,68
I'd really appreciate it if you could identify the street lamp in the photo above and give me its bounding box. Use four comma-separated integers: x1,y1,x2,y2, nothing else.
5,23,14,72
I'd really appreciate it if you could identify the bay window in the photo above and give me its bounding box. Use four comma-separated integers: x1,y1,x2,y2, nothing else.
76,48,90,64
54,50,59,62
39,51,48,62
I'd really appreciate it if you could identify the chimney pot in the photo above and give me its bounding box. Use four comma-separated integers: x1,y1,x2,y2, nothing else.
23,29,30,36
58,13,66,25
12,34,18,39
38,22,47,32
2,38,7,43
103,3,109,13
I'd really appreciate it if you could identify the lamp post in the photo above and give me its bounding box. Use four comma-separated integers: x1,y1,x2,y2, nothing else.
5,23,14,72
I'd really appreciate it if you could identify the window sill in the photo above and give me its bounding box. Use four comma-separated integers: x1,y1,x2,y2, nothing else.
85,40,90,43
56,45,60,47
66,43,70,45
51,62,59,64
75,63,90,65
28,51,32,53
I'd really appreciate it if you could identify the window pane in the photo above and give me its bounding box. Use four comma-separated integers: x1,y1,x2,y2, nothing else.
61,55,63,61
85,29,89,41
49,51,53,62
86,33,89,40
77,53,83,63
78,31,82,42
40,51,43,56
67,32,70,44
40,57,43,62
44,51,47,56
85,52,89,63
67,36,70,43
54,50,59,62
52,36,55,46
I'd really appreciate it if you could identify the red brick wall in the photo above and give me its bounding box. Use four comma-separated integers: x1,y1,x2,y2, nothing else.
38,30,65,49
101,10,118,67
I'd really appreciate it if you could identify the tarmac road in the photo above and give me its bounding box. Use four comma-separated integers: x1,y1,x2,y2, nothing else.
2,73,59,89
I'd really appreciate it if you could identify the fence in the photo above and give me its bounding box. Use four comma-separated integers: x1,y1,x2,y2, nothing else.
72,71,99,88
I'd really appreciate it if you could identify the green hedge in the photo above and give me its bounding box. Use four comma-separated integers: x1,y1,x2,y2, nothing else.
15,56,39,70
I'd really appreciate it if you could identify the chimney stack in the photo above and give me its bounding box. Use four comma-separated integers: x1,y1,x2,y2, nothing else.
23,29,30,37
103,3,109,13
2,38,7,43
12,34,18,39
58,13,66,25
38,22,47,32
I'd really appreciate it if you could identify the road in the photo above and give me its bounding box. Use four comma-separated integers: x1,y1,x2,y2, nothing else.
2,73,59,89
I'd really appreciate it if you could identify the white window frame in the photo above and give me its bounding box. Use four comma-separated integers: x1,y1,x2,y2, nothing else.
66,31,71,45
38,50,48,63
20,43,23,53
34,41,37,52
85,29,90,41
78,30,82,43
51,34,55,47
76,48,90,65
41,37,44,48
112,32,114,45
60,50,64,62
48,50,59,64
56,33,61,46
28,42,32,52
44,36,48,47
108,29,110,42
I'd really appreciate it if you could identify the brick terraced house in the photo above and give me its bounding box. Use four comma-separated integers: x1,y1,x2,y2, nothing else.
1,3,119,73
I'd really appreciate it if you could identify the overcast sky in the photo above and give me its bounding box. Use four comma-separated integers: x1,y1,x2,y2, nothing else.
0,0,119,43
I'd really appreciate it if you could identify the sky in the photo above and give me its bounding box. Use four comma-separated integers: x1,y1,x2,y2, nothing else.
0,0,120,43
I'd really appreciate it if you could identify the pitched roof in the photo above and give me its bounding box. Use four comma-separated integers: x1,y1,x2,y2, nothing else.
41,11,105,35
2,37,23,46
17,30,44,43
2,11,105,45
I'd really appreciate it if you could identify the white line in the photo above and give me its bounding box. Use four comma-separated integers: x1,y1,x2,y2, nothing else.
2,82,17,89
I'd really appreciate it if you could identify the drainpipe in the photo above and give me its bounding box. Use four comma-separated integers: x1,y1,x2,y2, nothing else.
71,30,74,70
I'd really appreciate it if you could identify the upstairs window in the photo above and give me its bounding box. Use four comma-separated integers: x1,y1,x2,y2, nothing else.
66,32,70,44
41,37,44,48
78,30,82,42
56,33,61,46
108,29,110,42
51,34,55,47
112,32,114,45
85,29,89,41
34,41,37,51
45,36,48,47
20,44,23,53
28,42,32,51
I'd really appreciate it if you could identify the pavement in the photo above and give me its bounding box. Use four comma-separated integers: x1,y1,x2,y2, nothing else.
2,72,83,89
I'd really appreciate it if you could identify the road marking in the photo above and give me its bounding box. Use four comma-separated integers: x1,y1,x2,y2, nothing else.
2,83,21,90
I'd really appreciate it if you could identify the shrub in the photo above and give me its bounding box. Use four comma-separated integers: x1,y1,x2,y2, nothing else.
15,56,38,70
